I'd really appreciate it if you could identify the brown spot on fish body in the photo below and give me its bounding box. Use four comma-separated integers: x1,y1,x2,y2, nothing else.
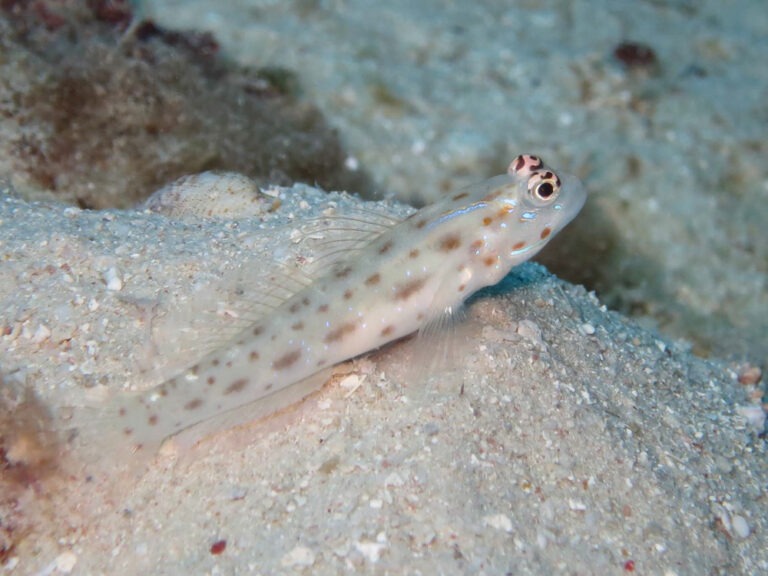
119,407,126,417
335,265,353,279
394,277,427,301
148,414,158,426
378,240,394,255
317,359,327,367
469,239,483,252
482,216,493,226
381,325,395,337
540,227,552,240
273,349,301,370
512,240,526,250
409,249,420,259
365,273,381,286
484,256,496,266
344,289,353,300
291,321,304,331
439,233,461,252
207,376,216,385
458,284,466,292
212,358,220,367
302,297,310,306
252,325,264,336
415,218,427,229
452,191,470,201
185,398,203,410
324,321,357,343
318,303,329,313
224,378,249,395
123,427,133,436
483,188,504,202
250,350,260,362
289,302,301,313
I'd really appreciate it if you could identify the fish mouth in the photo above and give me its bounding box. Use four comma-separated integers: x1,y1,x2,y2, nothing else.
553,173,587,230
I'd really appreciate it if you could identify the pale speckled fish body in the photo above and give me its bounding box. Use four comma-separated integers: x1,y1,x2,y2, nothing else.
101,155,586,457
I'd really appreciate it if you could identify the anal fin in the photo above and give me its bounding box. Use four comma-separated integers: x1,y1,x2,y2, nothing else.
167,367,336,452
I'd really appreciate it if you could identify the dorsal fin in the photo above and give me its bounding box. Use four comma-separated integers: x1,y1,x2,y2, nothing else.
296,206,406,276
141,204,407,383
141,263,311,384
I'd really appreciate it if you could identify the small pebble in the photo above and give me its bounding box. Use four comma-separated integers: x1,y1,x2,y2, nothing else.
339,374,361,390
737,365,762,386
37,552,78,576
103,267,123,291
732,515,751,539
227,486,248,501
568,499,587,511
31,324,51,344
483,513,513,533
516,320,543,345
281,545,316,567
613,41,658,70
580,322,596,335
210,539,227,555
57,552,78,574
344,155,360,170
355,538,386,563
384,472,404,487
735,405,766,433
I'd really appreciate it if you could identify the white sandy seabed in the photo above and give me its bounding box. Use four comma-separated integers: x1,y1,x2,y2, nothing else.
0,176,766,574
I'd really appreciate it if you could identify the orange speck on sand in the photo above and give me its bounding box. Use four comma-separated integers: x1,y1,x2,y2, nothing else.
210,539,227,555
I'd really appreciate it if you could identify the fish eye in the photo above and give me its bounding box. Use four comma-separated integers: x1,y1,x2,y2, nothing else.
536,181,554,199
528,171,561,204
